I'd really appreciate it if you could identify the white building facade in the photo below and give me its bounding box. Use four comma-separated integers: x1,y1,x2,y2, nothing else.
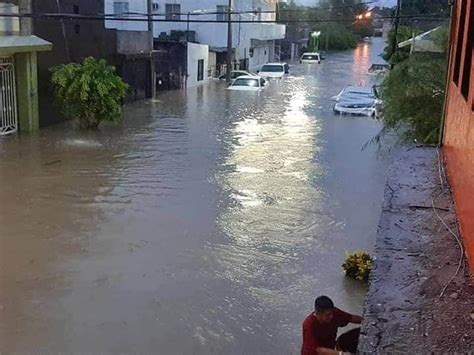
105,0,286,75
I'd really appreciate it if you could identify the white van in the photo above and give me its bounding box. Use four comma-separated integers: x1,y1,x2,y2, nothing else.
300,52,321,64
258,63,289,79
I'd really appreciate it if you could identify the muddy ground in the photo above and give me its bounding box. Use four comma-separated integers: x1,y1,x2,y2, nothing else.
359,147,474,353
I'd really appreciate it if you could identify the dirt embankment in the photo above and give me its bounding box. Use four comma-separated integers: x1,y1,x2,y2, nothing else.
359,147,474,353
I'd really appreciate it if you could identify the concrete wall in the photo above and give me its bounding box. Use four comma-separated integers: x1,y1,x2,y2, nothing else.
208,50,217,77
0,2,19,35
32,0,151,126
116,30,151,54
248,40,273,72
104,0,148,31
186,42,208,87
443,0,474,271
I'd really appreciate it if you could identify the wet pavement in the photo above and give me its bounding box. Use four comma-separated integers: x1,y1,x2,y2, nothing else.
1,38,393,353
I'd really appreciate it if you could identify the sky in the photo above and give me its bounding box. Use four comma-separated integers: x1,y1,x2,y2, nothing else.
292,0,397,7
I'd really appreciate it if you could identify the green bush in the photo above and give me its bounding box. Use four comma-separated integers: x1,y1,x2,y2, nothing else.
342,251,373,282
311,24,358,51
50,57,128,129
380,53,447,143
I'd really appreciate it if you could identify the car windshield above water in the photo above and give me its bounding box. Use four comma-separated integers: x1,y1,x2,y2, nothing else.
260,64,284,72
302,54,319,60
232,78,260,87
343,86,375,98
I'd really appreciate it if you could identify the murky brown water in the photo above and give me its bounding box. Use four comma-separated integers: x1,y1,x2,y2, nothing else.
1,39,392,353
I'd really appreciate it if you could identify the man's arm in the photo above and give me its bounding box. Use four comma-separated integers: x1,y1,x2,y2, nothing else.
349,315,363,324
317,349,349,355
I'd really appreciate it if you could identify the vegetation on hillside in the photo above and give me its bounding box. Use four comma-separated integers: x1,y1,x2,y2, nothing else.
277,0,372,51
377,25,449,144
51,57,128,129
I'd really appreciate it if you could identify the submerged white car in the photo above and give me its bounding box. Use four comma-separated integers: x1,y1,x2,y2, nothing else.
332,85,378,116
218,70,255,80
334,98,377,116
368,63,390,76
227,75,267,91
300,52,322,64
332,85,376,102
258,63,289,79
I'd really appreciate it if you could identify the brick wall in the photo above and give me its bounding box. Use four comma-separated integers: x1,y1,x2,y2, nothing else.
443,0,474,271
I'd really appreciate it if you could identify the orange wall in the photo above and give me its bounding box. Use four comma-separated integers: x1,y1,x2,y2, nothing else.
443,0,474,271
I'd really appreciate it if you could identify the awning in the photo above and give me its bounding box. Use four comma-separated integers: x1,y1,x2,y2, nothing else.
0,35,52,55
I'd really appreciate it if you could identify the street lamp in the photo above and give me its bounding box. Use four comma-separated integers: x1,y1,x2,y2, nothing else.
355,11,372,20
311,31,321,51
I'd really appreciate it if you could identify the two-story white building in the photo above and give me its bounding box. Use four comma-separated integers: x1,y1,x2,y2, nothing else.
152,0,285,72
105,0,286,85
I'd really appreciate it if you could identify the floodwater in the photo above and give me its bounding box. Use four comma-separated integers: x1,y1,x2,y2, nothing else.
0,38,392,353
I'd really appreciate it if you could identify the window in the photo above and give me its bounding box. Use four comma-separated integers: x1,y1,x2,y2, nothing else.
460,2,473,100
74,24,80,34
73,5,79,14
216,5,229,22
165,4,181,20
152,3,159,12
197,59,204,81
113,1,129,15
453,0,467,85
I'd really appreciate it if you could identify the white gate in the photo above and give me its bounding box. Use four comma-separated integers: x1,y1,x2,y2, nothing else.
0,57,18,136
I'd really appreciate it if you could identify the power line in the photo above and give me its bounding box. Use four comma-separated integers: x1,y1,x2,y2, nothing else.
0,1,378,19
0,12,450,24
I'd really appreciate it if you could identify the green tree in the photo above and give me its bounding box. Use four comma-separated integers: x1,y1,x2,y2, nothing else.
50,57,128,129
312,23,358,50
380,53,447,143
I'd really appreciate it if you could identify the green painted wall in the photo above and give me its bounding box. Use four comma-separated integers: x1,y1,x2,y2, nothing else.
14,51,39,133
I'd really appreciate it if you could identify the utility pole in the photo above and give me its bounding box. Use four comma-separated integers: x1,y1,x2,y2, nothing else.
147,0,156,98
18,0,32,35
185,12,190,89
390,0,402,63
226,0,233,83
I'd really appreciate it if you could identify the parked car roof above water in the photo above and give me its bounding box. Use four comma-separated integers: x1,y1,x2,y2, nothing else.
227,75,266,91
218,70,254,80
332,85,376,101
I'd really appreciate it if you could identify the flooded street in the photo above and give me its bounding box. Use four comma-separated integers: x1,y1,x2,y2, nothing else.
1,39,393,353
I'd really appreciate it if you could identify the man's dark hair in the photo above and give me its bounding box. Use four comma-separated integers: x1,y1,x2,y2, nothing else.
314,296,334,311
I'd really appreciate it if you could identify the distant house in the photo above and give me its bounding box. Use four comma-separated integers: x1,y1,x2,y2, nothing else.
443,0,473,271
397,27,444,53
29,0,156,126
105,0,286,81
0,2,52,135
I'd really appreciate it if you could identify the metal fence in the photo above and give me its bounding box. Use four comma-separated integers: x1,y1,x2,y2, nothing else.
0,56,18,136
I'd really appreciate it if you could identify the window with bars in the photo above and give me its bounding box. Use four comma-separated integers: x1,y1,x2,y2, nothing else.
216,5,229,21
165,4,181,20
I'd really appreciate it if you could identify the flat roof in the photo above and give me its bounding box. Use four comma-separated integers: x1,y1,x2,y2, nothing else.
0,35,52,54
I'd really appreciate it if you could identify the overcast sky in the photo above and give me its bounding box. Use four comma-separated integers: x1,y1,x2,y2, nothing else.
292,0,396,7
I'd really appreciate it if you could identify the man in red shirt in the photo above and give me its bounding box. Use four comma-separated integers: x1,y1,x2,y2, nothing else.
301,296,363,355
